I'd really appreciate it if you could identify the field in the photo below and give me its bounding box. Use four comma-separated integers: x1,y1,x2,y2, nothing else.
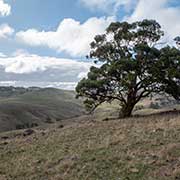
0,110,180,180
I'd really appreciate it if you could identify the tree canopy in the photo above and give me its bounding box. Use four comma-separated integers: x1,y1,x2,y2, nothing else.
76,19,180,118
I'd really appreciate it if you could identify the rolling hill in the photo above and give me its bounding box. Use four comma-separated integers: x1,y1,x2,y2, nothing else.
0,87,84,132
0,86,179,133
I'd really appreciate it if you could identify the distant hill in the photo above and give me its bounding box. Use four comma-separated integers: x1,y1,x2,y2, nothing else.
0,86,84,132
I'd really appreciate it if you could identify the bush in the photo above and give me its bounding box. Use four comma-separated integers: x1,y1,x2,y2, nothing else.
134,105,144,111
149,102,160,109
45,117,53,123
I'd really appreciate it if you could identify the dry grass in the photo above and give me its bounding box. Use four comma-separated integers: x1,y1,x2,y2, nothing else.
0,111,180,180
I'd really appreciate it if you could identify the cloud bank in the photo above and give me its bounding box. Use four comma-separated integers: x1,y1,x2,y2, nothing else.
0,52,94,89
16,17,114,57
0,52,92,76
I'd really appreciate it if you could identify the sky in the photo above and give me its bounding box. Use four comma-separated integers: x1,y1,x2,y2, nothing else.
0,0,179,89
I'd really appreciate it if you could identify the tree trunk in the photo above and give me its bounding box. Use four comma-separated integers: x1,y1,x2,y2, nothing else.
120,103,135,118
120,81,137,118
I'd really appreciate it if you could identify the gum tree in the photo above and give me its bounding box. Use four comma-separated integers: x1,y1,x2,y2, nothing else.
155,38,180,101
76,20,165,117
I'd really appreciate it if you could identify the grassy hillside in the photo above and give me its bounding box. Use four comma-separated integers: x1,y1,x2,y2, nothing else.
0,86,178,133
0,111,180,179
0,87,84,132
93,93,180,120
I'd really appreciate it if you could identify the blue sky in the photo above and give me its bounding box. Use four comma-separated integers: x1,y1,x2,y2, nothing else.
0,0,179,89
3,0,97,29
0,0,135,57
0,0,98,57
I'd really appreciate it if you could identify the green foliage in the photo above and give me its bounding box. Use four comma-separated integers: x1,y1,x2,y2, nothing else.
134,105,144,111
175,36,180,48
76,19,180,117
155,46,180,100
149,102,160,109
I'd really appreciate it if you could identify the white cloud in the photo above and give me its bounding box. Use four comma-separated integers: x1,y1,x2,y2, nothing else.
0,51,93,77
126,0,180,41
0,51,94,89
80,0,136,14
15,0,180,58
0,24,14,38
0,0,11,16
80,0,180,41
16,17,114,57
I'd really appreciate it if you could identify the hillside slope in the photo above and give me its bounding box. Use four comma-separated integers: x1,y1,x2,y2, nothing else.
0,111,180,179
0,86,179,133
0,87,84,132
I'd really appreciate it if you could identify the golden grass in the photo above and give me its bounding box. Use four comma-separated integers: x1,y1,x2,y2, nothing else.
0,111,180,180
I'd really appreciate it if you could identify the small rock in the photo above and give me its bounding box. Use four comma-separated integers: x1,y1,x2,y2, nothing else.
129,168,139,173
23,129,35,137
0,142,8,146
153,128,164,133
41,131,46,136
102,118,109,121
58,124,64,129
1,136,9,140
